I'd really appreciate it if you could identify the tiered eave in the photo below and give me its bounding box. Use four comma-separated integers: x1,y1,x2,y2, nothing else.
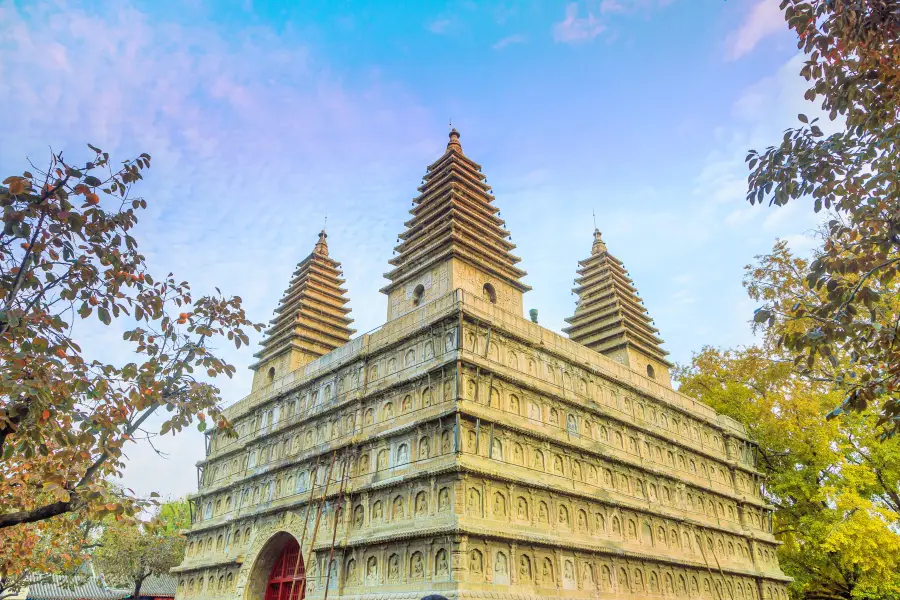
563,229,672,367
380,129,530,295
253,230,355,367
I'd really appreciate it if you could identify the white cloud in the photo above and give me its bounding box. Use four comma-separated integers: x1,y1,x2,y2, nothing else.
493,34,527,50
600,0,628,14
552,0,675,45
727,0,786,60
553,3,606,44
426,18,452,34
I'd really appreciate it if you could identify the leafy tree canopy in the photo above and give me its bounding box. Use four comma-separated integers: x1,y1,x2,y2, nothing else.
0,146,261,573
94,500,188,598
677,242,900,599
747,0,900,432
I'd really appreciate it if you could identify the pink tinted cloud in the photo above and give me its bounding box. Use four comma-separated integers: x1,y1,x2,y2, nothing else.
553,3,606,44
0,0,436,500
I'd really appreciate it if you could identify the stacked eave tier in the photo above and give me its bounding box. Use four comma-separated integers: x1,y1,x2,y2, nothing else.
563,250,672,367
381,147,531,294
254,253,355,362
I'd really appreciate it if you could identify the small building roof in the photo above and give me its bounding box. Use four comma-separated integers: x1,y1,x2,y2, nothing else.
25,573,177,600
26,575,126,600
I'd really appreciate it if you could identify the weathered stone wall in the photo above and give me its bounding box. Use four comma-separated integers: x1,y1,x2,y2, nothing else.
387,262,454,322
174,314,461,598
449,258,524,317
172,294,789,600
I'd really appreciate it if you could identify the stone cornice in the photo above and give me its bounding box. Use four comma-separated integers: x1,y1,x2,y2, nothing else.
457,400,771,510
455,337,757,471
455,299,749,442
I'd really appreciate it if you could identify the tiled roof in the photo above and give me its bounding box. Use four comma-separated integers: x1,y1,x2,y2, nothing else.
25,573,177,600
26,575,127,600
133,575,177,597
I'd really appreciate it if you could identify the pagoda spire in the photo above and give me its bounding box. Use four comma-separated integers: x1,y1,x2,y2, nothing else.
447,127,462,152
314,228,329,256
381,128,530,319
563,228,672,381
250,228,355,387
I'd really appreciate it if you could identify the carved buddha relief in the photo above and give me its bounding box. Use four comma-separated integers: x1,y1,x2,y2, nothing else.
436,549,449,577
519,555,532,581
410,552,424,580
470,550,484,576
415,491,428,516
494,551,509,584
388,554,399,581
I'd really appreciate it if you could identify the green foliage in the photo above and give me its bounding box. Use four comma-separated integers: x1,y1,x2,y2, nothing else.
155,499,191,534
746,0,900,432
677,243,900,600
94,501,187,598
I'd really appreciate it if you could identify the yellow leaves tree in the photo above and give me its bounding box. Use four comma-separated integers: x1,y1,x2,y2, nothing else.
677,242,900,599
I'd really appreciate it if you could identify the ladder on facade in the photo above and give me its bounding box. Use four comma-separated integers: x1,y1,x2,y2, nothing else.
284,444,354,600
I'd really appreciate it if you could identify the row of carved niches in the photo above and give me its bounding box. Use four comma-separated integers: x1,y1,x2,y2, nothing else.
459,324,755,467
184,469,778,580
176,567,238,598
303,540,788,600
457,478,780,572
458,362,762,500
457,419,772,534
198,367,456,492
171,546,789,600
191,412,773,565
191,412,771,546
192,419,457,526
458,537,787,600
206,322,459,458
197,364,760,518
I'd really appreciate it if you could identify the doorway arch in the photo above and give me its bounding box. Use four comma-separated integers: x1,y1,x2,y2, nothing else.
242,531,305,600
265,537,305,600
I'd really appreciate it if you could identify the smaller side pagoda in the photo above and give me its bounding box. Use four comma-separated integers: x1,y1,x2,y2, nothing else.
564,228,672,382
250,230,355,389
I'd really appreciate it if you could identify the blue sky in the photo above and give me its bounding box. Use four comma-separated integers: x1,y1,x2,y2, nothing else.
0,0,825,499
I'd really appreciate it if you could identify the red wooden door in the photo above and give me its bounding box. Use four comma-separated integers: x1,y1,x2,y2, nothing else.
264,539,305,600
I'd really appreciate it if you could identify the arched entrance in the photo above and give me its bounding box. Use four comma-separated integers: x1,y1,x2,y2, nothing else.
263,538,305,600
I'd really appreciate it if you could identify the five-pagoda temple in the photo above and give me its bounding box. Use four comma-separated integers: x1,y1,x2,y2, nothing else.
173,129,791,600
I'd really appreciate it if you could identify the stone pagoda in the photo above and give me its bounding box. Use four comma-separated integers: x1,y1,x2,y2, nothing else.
173,130,791,600
563,228,673,382
250,228,355,389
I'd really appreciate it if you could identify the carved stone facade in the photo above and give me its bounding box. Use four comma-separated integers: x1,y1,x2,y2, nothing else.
173,131,790,600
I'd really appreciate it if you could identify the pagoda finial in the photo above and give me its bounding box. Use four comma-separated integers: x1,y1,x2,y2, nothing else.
447,127,462,152
314,228,329,256
591,228,607,255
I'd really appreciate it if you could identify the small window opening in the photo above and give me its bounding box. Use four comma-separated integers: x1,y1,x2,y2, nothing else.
267,366,275,383
646,364,656,379
483,283,497,304
412,284,425,306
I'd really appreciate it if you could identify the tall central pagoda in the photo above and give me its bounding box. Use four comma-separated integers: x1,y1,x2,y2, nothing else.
173,130,790,600
381,128,530,321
